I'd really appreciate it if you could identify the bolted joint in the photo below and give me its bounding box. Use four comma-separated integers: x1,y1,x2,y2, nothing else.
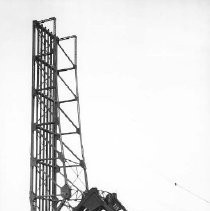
32,89,38,98
32,123,37,131
33,20,37,26
54,116,59,125
55,165,60,173
56,37,60,43
29,191,36,203
54,133,60,140
57,152,65,162
52,195,59,204
55,101,59,107
31,157,37,167
76,127,80,134
61,184,71,200
80,160,86,169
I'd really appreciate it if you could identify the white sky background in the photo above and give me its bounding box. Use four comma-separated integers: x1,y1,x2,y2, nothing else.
0,0,210,210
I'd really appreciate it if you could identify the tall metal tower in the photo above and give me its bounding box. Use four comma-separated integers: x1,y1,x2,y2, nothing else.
30,17,127,211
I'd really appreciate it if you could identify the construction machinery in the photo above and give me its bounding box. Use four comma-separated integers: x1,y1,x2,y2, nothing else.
30,17,127,211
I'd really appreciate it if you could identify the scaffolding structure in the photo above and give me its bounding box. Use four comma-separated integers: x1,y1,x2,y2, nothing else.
30,17,127,211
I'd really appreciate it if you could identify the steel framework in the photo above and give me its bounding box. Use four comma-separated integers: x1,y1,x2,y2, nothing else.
30,17,127,211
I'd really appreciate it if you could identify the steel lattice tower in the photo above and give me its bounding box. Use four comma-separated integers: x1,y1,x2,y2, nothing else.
30,17,127,211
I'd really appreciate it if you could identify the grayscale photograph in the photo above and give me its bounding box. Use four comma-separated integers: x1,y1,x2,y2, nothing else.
0,1,209,211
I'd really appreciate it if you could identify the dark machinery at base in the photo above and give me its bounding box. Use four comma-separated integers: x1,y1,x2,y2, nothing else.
30,17,127,211
75,188,127,211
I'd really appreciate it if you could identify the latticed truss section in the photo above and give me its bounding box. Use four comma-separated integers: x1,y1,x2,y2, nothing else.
30,18,88,211
30,17,127,211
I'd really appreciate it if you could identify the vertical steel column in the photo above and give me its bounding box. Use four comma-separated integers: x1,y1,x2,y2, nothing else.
49,34,53,211
30,20,36,211
74,36,89,190
52,17,58,211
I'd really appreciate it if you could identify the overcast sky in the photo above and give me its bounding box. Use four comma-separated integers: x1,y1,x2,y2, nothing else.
0,0,210,211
